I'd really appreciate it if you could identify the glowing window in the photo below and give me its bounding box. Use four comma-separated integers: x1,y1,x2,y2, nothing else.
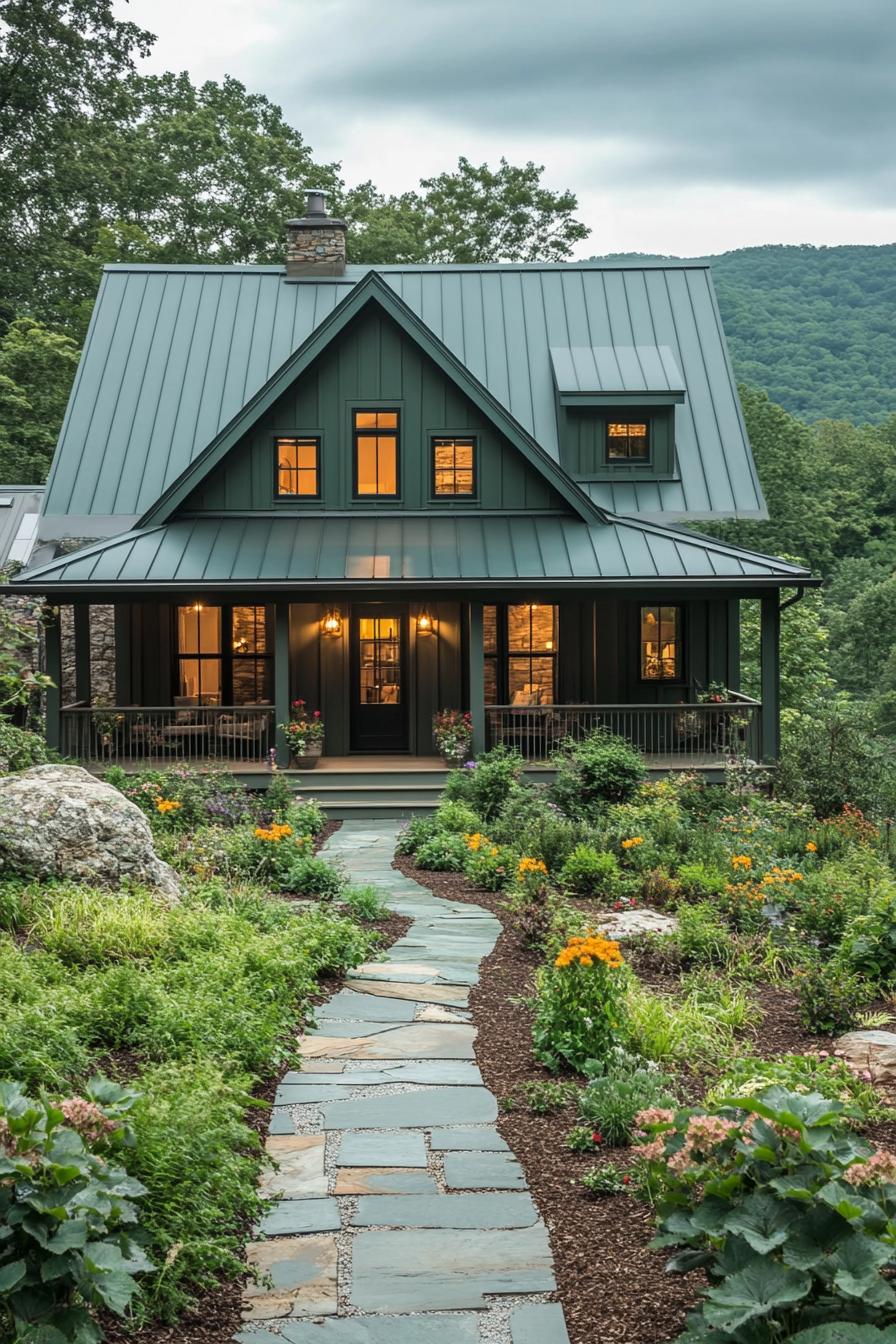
607,421,650,461
354,410,399,496
483,603,558,705
640,604,681,681
276,438,320,497
433,437,476,496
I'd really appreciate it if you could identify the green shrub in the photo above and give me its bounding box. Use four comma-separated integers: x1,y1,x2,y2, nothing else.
551,731,646,817
342,884,389,922
674,902,737,969
125,1061,261,1322
280,854,346,898
581,1163,632,1196
578,1054,677,1146
533,931,628,1072
0,721,51,772
705,1053,886,1124
395,814,439,855
796,959,872,1035
777,698,896,820
442,745,525,820
416,831,469,872
464,839,515,890
559,844,621,899
676,860,727,903
637,1087,896,1341
626,972,759,1070
841,889,896,985
432,798,481,835
0,1078,152,1343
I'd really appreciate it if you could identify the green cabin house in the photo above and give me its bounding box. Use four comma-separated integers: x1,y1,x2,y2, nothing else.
10,193,815,808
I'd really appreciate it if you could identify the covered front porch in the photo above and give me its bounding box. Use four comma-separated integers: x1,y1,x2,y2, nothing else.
44,589,778,776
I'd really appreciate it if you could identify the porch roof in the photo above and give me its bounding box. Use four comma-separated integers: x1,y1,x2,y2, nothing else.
12,514,813,592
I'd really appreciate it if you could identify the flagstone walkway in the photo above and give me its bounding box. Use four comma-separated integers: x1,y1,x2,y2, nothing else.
236,819,569,1344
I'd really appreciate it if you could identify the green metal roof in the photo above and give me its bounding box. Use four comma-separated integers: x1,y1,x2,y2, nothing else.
40,261,765,536
13,514,811,592
549,343,685,396
0,486,43,568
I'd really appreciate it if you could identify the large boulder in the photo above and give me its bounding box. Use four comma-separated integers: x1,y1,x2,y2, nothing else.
834,1030,896,1085
0,764,181,899
596,908,677,940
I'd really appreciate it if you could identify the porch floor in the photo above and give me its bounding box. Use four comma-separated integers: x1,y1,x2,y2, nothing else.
96,752,729,774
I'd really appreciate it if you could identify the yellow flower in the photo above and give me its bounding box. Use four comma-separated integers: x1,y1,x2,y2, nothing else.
465,832,488,852
254,822,293,843
731,854,752,870
517,856,548,878
806,841,817,853
155,798,182,814
554,933,624,970
621,836,644,850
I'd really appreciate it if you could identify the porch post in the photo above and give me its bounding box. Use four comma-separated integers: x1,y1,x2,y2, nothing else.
759,593,780,763
44,605,62,752
74,603,91,704
726,597,741,693
274,600,290,767
113,606,131,704
467,600,486,756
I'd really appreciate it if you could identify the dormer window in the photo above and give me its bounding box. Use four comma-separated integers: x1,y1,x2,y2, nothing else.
607,420,649,462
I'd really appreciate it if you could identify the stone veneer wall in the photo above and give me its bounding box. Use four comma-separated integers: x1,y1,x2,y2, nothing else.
285,222,346,276
59,604,116,704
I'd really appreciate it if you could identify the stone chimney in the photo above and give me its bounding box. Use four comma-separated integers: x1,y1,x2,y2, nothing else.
285,190,347,277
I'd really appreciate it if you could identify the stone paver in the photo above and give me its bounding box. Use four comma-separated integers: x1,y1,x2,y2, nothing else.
443,1149,528,1190
238,820,567,1340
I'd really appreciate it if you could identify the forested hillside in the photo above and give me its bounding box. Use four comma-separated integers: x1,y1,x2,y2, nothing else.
592,244,896,424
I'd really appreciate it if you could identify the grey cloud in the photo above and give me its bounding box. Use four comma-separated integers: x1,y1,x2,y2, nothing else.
264,0,896,201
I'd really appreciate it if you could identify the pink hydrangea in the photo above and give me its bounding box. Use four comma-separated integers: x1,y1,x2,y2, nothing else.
60,1098,116,1145
844,1149,896,1186
634,1107,676,1130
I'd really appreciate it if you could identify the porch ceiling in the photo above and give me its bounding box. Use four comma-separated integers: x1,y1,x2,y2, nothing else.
11,514,814,592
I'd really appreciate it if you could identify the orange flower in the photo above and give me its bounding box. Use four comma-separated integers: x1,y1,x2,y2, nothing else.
555,933,624,970
731,854,752,870
621,837,644,850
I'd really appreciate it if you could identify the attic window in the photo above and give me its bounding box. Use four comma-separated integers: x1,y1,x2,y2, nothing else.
354,410,399,497
607,421,649,461
276,437,320,497
432,437,476,497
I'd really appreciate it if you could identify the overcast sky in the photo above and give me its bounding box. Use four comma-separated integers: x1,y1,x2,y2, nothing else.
117,0,895,257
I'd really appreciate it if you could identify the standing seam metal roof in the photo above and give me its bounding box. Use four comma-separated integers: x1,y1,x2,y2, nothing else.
14,514,810,589
41,262,765,528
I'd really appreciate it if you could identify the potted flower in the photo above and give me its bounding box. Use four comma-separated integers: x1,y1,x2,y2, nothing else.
432,708,473,767
279,700,325,768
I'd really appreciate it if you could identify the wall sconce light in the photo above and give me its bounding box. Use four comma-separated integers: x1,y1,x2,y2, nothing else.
321,609,342,637
192,601,203,613
416,610,435,636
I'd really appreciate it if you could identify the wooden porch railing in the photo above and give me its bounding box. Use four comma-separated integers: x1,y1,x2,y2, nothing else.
486,698,762,763
60,706,276,765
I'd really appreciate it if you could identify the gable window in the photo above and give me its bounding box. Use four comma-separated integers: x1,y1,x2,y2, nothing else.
176,604,272,704
354,410,399,496
432,436,476,497
607,420,650,461
484,603,558,705
640,604,681,681
276,437,320,497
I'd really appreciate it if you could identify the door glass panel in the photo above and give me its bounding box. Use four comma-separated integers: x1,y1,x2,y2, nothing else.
358,616,402,705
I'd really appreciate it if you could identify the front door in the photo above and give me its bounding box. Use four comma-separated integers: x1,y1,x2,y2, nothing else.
350,605,409,752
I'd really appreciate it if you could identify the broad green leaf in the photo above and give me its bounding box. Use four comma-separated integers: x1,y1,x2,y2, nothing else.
790,1326,896,1343
0,1258,26,1292
721,1191,801,1254
92,1268,140,1314
665,1247,713,1274
782,1206,852,1269
702,1260,810,1332
47,1218,88,1254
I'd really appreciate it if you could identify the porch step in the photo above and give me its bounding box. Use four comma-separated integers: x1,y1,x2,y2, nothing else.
289,767,451,819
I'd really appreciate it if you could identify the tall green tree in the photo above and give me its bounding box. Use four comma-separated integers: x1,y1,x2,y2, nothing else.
0,319,80,482
0,0,153,324
345,158,589,265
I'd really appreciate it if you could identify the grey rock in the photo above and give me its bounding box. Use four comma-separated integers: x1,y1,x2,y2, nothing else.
430,1127,509,1152
0,764,181,897
256,1198,340,1236
510,1302,571,1343
443,1151,526,1190
350,1192,538,1228
321,1087,497,1130
834,1029,896,1084
350,1225,555,1311
337,1130,427,1167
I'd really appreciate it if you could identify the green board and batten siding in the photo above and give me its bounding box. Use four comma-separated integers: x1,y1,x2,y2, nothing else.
184,308,564,515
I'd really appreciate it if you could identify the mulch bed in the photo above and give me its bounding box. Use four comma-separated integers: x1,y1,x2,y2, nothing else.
392,852,836,1344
